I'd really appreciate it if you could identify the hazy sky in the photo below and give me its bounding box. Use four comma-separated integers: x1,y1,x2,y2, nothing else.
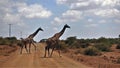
0,0,120,41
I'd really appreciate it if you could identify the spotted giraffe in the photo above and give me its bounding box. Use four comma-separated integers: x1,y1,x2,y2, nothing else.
44,24,70,57
20,27,43,54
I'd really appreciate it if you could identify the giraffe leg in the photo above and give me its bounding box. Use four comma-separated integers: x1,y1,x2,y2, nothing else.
56,42,61,57
32,42,37,51
58,44,62,57
20,45,23,54
58,45,62,57
48,48,50,57
49,47,55,57
44,46,47,57
29,43,31,54
24,44,28,54
58,50,61,57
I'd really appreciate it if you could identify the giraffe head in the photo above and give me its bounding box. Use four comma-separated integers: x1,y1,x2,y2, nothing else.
65,24,70,28
38,27,44,31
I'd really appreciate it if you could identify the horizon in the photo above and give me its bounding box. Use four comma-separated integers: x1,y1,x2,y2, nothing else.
1,35,119,41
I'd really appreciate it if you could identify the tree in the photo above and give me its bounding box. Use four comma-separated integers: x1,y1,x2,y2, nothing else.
65,36,77,45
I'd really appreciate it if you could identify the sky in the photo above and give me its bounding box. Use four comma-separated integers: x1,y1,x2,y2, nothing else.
0,0,120,41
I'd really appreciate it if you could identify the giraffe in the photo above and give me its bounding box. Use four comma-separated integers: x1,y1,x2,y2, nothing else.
20,27,43,54
44,24,70,57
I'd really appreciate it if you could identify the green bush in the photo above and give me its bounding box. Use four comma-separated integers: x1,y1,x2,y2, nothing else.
116,44,120,49
0,40,5,45
68,41,81,49
80,43,89,48
65,36,77,45
94,43,111,52
84,46,101,56
0,37,18,45
65,36,81,49
56,41,69,53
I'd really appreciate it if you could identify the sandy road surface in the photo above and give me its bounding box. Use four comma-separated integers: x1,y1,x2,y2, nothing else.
0,43,91,68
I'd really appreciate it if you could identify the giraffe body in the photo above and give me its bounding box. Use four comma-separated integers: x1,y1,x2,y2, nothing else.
20,27,43,54
44,24,70,57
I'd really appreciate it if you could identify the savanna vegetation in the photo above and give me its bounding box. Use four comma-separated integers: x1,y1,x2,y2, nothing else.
58,36,120,67
0,37,19,55
0,35,120,56
59,36,120,56
0,37,18,45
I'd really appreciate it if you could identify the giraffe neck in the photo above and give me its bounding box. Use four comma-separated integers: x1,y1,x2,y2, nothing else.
28,28,40,39
55,26,66,39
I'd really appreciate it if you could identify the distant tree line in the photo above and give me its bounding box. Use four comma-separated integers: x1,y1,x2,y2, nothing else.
62,36,119,48
0,37,18,45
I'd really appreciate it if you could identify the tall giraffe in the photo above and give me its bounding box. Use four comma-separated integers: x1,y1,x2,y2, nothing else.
44,24,70,57
20,27,43,54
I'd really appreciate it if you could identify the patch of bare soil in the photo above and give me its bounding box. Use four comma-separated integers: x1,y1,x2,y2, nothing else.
63,44,120,68
0,43,90,68
0,45,18,65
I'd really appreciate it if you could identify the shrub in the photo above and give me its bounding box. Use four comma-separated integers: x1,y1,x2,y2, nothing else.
94,43,111,52
0,37,18,45
80,43,89,48
57,41,69,53
68,41,81,49
65,36,77,45
84,46,101,56
116,44,120,49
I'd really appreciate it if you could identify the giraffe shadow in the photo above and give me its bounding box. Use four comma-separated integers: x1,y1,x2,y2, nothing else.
19,53,31,55
40,56,51,58
40,56,62,58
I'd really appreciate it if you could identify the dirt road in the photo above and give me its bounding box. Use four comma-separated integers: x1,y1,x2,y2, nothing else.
0,43,91,68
